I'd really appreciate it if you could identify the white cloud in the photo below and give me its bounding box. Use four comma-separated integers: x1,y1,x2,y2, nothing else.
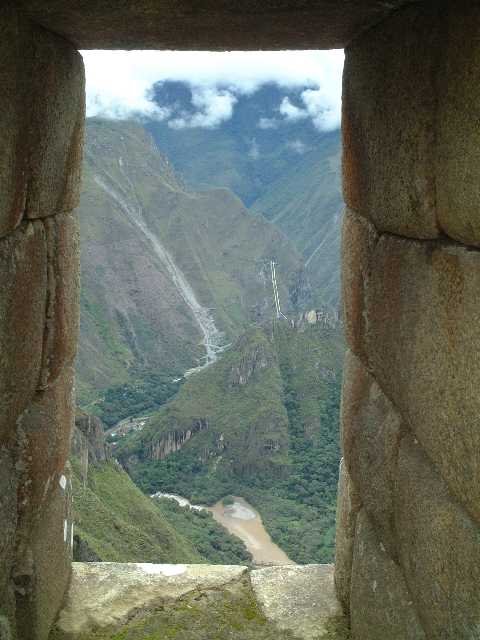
81,49,343,131
168,87,237,129
301,87,341,131
286,139,309,154
279,97,308,122
248,139,260,160
257,117,278,129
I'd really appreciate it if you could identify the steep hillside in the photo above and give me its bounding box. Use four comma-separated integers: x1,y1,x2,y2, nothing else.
71,412,252,565
251,131,343,310
77,119,308,407
144,83,343,309
117,319,344,563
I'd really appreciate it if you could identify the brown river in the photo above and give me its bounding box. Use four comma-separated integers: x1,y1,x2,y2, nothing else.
152,492,294,565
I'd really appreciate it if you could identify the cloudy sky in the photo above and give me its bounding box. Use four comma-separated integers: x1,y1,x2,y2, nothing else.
82,50,344,132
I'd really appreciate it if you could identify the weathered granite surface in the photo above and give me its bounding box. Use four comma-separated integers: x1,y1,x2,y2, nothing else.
334,461,360,615
342,3,441,240
350,510,425,640
18,1,410,50
251,565,345,640
51,563,348,640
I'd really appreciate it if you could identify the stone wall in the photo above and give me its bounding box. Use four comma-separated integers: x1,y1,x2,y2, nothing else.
1,2,479,639
0,7,84,639
335,3,480,638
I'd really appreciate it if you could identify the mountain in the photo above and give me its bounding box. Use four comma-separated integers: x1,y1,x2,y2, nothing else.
144,82,343,309
76,119,308,408
251,132,343,310
146,82,332,206
117,317,344,563
71,411,252,565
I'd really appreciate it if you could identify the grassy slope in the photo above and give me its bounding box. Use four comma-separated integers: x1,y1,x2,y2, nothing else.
118,323,344,563
72,458,252,565
72,459,202,563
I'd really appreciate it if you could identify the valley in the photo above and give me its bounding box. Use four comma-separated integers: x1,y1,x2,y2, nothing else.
75,85,344,568
152,493,294,565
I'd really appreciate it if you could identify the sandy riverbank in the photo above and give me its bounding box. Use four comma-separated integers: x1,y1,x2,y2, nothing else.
208,497,295,566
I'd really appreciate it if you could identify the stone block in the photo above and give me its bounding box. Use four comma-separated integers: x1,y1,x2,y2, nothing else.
364,233,480,526
39,211,80,388
0,13,84,238
15,462,73,640
341,209,377,361
15,367,75,540
342,3,440,239
14,368,75,640
0,448,17,638
437,5,480,246
334,458,361,614
55,563,248,639
350,509,425,640
0,8,28,238
341,350,404,559
251,565,344,640
25,28,85,220
395,435,480,639
0,221,47,444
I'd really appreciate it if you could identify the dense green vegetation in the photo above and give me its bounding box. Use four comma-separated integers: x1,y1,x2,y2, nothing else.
155,498,252,565
71,458,252,565
71,459,202,563
90,371,184,427
118,322,344,564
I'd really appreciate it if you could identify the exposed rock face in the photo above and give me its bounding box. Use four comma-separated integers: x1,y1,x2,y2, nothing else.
72,412,109,466
336,4,480,637
148,419,209,461
228,338,271,387
71,412,110,485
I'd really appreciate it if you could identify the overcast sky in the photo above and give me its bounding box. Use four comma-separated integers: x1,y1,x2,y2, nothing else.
82,50,344,132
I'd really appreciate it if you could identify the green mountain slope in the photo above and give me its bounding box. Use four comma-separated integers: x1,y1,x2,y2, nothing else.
117,319,344,563
251,131,343,310
71,459,203,563
77,119,308,409
71,415,252,565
